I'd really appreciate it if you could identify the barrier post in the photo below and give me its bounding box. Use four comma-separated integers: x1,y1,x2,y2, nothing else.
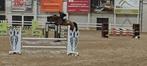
67,26,79,56
9,27,21,54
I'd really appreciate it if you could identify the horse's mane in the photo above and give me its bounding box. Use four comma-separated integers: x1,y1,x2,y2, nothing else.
73,22,78,31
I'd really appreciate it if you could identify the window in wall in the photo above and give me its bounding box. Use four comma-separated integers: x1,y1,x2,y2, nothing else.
91,0,114,13
0,0,5,11
12,16,22,26
24,16,34,26
0,15,5,20
12,16,22,21
24,16,33,21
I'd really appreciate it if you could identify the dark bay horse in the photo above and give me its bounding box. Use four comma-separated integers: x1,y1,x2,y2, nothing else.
47,15,78,31
45,15,78,38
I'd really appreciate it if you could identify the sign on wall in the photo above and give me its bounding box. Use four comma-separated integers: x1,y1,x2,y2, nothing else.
115,0,139,14
91,0,114,13
11,0,33,11
12,0,26,11
40,0,63,12
25,0,33,11
67,0,90,13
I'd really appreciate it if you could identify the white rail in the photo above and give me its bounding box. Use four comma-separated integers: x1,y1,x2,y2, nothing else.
22,46,66,49
22,38,67,40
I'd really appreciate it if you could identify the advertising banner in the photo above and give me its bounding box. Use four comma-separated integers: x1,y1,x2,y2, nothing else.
115,0,139,14
12,0,26,11
11,0,33,11
40,0,63,12
67,0,90,13
25,0,33,11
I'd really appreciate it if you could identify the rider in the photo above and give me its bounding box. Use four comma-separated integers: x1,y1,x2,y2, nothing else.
59,11,67,22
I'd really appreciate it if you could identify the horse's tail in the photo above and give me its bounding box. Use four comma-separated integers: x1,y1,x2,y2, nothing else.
73,22,78,31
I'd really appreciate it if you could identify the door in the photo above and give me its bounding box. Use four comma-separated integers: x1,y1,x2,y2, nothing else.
0,0,5,11
142,3,147,32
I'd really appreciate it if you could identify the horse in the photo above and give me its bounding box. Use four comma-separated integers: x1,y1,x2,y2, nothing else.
47,15,78,31
45,15,78,38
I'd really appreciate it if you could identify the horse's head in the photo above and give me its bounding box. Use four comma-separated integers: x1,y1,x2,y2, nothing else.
47,15,57,22
47,15,63,25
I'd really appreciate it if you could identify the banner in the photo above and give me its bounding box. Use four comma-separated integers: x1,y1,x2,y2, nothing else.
40,0,63,12
12,0,26,11
11,0,33,11
25,0,33,11
115,0,139,14
67,0,90,13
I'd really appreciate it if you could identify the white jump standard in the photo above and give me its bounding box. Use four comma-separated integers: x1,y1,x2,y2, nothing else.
9,26,79,56
67,28,79,55
9,27,21,54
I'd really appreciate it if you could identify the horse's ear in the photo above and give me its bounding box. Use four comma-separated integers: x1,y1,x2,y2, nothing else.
73,22,78,31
